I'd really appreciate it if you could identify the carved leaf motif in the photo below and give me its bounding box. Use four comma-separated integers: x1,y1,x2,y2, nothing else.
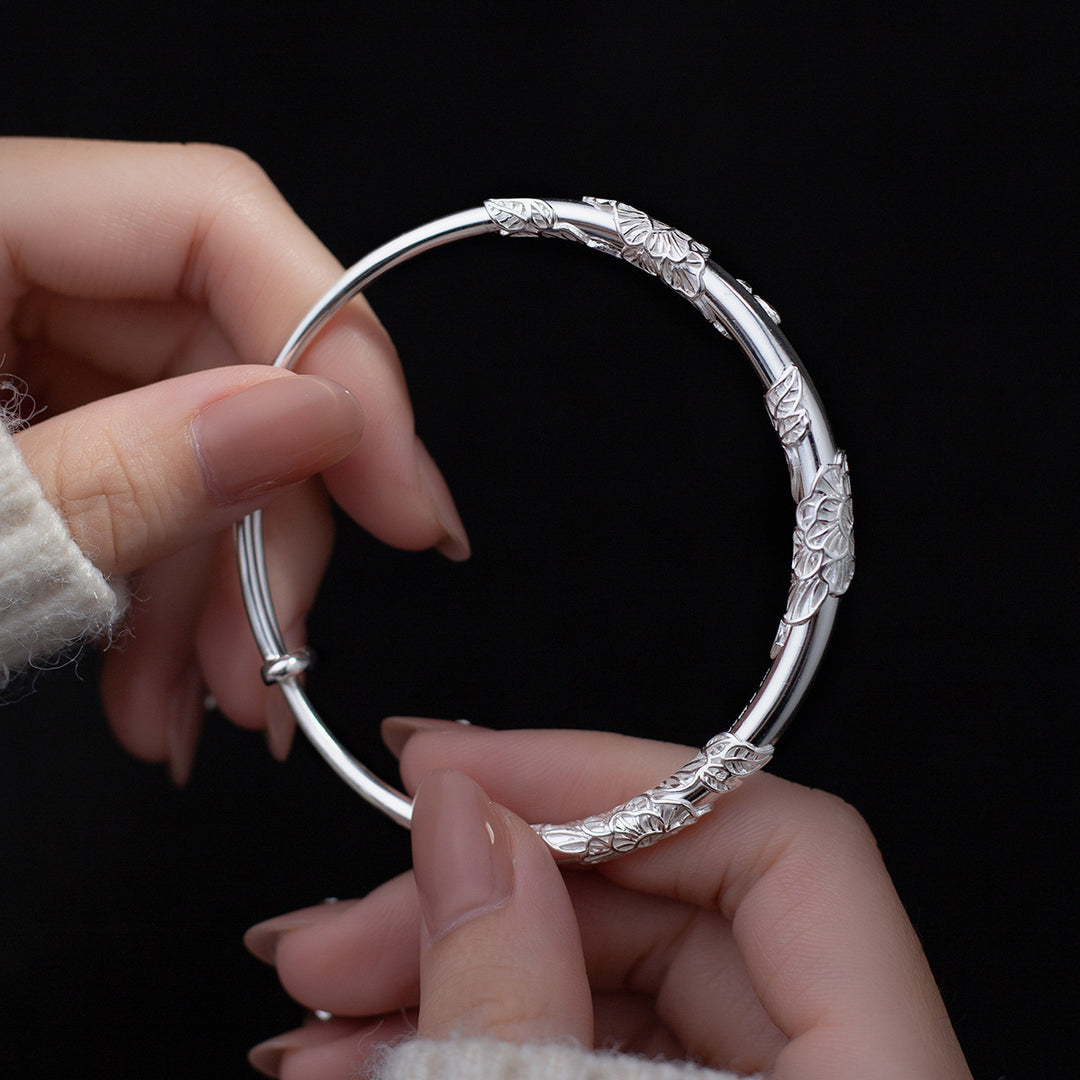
822,552,855,595
766,367,801,418
655,800,700,833
783,444,803,501
786,572,829,624
484,198,557,235
765,367,810,449
581,814,613,836
792,536,824,580
536,741,766,862
708,734,774,766
698,735,774,790
529,202,557,230
777,412,809,444
770,618,792,658
535,826,591,857
654,737,773,796
699,763,740,792
657,753,708,797
780,452,854,628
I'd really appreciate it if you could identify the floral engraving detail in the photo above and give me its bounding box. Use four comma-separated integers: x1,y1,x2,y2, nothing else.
765,366,810,499
771,452,854,657
765,366,810,447
584,197,711,298
484,198,559,236
485,198,782,346
655,732,776,798
534,733,773,864
535,796,706,865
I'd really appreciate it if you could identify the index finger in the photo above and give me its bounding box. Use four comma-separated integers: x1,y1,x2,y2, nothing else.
394,724,971,1078
0,136,466,555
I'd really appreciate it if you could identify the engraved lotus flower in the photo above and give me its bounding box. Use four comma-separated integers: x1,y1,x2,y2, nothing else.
786,454,855,624
538,795,701,863
607,798,670,851
611,202,710,298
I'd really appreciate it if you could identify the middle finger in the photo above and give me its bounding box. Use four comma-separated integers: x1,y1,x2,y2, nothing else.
251,865,782,1069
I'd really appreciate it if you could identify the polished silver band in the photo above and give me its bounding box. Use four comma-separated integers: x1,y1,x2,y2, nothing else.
236,197,854,864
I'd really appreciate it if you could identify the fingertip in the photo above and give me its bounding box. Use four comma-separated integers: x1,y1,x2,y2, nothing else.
248,1035,294,1078
166,664,206,787
412,771,592,1045
243,898,361,967
381,716,478,759
100,652,167,765
408,434,468,561
192,373,362,506
415,437,471,561
247,1014,417,1080
412,770,514,945
265,689,298,762
97,543,217,768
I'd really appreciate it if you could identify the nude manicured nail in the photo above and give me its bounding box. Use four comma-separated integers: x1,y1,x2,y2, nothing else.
265,689,297,763
414,437,470,561
381,716,481,758
248,1035,297,1078
412,770,513,944
167,666,205,788
243,899,358,965
193,375,362,504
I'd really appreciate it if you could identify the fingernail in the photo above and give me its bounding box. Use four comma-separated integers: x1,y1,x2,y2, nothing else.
243,899,357,965
248,1035,298,1078
265,690,297,763
167,665,205,788
415,437,470,561
381,715,481,759
193,375,362,504
412,770,513,944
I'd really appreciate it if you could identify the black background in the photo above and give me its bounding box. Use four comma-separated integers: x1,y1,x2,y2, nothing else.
1,3,1074,1078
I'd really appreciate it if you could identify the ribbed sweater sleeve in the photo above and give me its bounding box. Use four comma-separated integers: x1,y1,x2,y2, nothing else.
372,1038,753,1080
0,423,128,688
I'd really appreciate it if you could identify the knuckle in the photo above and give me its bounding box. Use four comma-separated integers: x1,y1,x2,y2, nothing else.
51,419,166,573
805,788,878,851
182,142,271,193
171,144,284,313
720,786,880,916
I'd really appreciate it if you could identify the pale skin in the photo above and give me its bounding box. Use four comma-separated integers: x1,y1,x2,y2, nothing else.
1,139,972,1079
244,723,974,1080
0,136,468,780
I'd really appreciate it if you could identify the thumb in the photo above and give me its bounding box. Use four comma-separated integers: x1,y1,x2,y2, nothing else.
412,769,593,1047
14,366,361,577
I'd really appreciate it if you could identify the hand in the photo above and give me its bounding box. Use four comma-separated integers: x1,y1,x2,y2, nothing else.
244,723,973,1079
0,138,468,781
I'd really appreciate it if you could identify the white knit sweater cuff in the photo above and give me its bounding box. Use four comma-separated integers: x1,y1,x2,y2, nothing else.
1,424,128,688
374,1038,753,1080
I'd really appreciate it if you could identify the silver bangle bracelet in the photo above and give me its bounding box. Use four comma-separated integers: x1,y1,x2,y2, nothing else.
236,197,854,864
